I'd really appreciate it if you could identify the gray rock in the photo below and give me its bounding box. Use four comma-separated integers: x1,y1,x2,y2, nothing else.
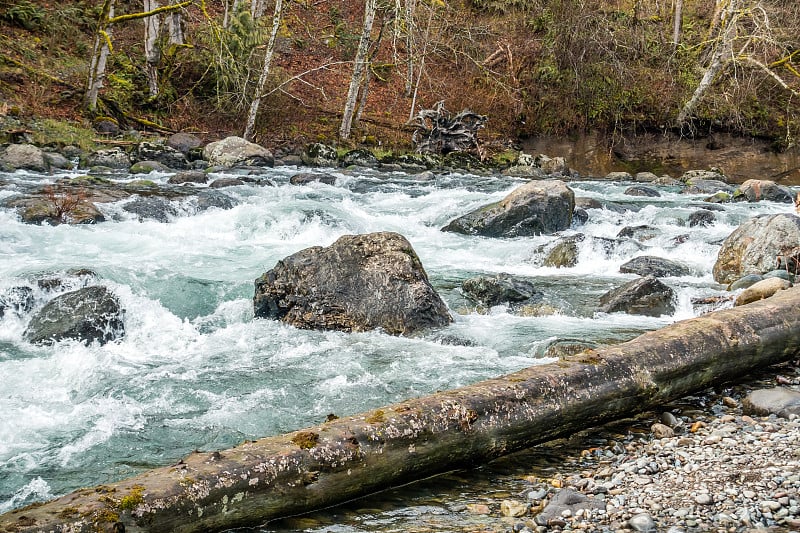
683,178,733,195
1,143,47,171
122,197,178,222
253,232,452,335
634,172,660,182
209,177,246,188
628,512,657,532
341,148,378,168
688,209,715,227
534,489,605,526
196,190,235,211
87,148,131,169
599,276,676,316
167,132,202,153
168,171,208,185
289,172,336,186
23,286,124,345
534,154,568,175
301,142,338,167
733,179,794,203
680,169,728,183
742,387,800,418
203,136,274,168
129,160,170,174
605,171,633,181
763,269,793,282
442,180,575,237
501,500,529,518
713,213,800,284
0,286,34,318
44,152,73,170
136,141,189,170
619,256,692,278
625,185,661,197
461,273,543,307
541,234,584,268
727,273,764,290
617,225,659,242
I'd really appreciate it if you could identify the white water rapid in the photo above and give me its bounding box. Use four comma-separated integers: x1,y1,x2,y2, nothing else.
0,166,794,517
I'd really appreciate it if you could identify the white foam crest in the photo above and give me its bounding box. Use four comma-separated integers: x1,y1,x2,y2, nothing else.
0,477,52,514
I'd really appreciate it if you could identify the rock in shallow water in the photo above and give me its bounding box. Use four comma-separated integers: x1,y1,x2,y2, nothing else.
24,285,125,345
253,232,452,335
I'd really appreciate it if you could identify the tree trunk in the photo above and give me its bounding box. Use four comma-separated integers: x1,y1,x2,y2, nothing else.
675,0,738,128
339,0,377,141
243,0,284,141
672,0,683,48
165,0,184,45
3,287,800,533
85,0,115,111
143,0,161,98
404,0,416,97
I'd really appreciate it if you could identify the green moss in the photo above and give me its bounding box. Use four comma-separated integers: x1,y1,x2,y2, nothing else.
30,119,97,152
291,431,319,449
118,485,145,511
127,179,157,187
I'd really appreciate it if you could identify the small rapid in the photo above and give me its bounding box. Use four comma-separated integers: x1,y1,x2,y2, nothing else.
0,166,794,514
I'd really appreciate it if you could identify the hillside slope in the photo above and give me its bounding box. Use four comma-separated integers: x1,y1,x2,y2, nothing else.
0,0,798,152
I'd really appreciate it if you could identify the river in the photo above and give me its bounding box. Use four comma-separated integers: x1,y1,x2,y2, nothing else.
0,164,795,529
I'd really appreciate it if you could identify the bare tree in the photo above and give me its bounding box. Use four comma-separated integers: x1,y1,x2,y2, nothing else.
676,0,799,130
339,0,378,141
672,0,683,48
144,0,161,97
244,0,285,141
84,0,193,111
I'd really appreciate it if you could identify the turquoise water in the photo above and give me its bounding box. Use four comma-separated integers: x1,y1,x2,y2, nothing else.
0,166,792,514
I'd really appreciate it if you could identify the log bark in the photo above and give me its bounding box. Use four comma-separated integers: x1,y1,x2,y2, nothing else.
3,287,800,532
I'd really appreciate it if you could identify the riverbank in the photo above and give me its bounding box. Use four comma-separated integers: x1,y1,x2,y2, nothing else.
264,363,800,533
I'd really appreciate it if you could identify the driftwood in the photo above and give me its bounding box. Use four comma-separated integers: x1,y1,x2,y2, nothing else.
408,100,487,155
3,287,800,532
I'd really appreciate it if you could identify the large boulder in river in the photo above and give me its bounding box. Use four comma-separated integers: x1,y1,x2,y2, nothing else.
734,277,792,306
713,213,800,284
0,143,47,171
301,143,339,167
24,285,125,345
732,179,794,204
253,232,452,335
619,256,692,278
442,180,574,237
87,148,131,169
599,276,676,316
203,136,274,168
136,141,189,170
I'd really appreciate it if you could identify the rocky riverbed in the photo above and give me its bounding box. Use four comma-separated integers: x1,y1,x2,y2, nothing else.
264,364,800,533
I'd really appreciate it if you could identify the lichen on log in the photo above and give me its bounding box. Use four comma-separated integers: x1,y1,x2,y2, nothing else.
2,287,800,532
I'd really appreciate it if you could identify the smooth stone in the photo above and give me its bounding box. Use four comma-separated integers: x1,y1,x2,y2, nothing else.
628,512,657,532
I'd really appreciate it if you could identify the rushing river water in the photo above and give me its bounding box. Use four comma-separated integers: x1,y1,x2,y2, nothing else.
0,165,795,526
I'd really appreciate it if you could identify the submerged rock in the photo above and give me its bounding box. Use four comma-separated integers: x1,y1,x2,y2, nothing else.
619,256,692,278
461,273,543,307
0,286,34,318
599,276,676,316
624,185,661,197
540,234,584,268
253,232,452,335
123,196,179,222
289,172,336,185
688,209,715,227
713,213,800,284
24,285,125,345
442,180,574,237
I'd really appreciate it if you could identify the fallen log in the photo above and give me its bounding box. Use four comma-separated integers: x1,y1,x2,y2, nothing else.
3,287,800,532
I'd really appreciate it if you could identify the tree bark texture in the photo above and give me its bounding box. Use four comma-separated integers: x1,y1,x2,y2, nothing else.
3,287,800,532
85,0,115,111
244,0,284,141
144,0,161,97
339,0,377,140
